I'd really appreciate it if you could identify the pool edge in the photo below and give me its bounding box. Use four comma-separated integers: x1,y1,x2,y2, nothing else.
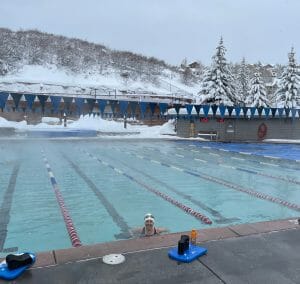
21,217,299,268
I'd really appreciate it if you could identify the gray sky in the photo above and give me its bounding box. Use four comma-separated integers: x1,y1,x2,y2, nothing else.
1,0,300,65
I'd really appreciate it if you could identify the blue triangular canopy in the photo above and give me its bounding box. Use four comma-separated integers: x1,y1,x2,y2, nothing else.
0,92,9,109
250,107,256,117
25,94,36,110
227,106,234,116
108,100,117,115
86,99,96,113
50,96,61,113
277,108,284,117
11,93,23,110
211,105,218,116
38,95,49,112
185,104,193,116
291,108,297,119
202,105,210,117
75,97,85,115
284,107,290,117
139,102,148,117
149,102,157,115
159,103,168,115
174,104,181,115
219,104,226,118
264,107,270,118
194,105,201,115
257,107,264,117
271,108,277,117
130,101,138,116
242,107,248,117
98,99,107,114
235,106,241,117
119,101,129,115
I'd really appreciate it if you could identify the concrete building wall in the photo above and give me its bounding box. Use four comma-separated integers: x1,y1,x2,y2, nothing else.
177,117,300,142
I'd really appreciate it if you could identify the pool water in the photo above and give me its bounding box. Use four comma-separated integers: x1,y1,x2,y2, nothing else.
0,140,299,255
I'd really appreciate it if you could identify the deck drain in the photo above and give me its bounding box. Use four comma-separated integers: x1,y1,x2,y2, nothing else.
103,254,125,265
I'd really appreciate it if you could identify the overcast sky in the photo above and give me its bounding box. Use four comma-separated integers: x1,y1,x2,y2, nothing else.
1,0,300,66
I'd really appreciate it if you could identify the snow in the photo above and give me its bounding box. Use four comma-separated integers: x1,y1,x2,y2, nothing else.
0,64,196,100
0,115,177,139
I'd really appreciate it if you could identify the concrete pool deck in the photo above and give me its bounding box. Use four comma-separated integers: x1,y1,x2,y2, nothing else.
1,218,299,283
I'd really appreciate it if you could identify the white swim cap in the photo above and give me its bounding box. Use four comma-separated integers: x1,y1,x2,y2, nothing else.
144,213,155,223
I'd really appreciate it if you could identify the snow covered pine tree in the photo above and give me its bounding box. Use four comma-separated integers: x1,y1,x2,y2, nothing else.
197,37,238,106
275,47,300,108
246,72,269,108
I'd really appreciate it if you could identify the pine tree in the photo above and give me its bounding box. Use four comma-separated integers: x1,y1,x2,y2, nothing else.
236,57,250,104
275,47,300,108
246,72,269,107
197,37,238,106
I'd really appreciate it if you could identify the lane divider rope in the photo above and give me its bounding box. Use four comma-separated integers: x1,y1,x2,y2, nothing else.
82,150,212,225
125,150,300,212
41,150,82,247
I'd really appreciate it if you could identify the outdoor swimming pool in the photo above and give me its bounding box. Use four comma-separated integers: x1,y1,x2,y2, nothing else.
0,139,299,255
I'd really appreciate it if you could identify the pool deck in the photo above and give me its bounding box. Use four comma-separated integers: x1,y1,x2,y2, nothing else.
1,218,300,283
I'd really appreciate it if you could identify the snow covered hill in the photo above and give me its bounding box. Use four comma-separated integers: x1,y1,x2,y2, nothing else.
0,28,200,99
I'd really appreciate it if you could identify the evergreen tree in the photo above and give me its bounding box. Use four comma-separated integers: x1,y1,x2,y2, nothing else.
236,57,250,104
275,47,300,108
246,72,269,107
198,37,238,106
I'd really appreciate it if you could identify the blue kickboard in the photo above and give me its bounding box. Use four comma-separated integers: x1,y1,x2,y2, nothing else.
0,253,36,280
168,245,207,263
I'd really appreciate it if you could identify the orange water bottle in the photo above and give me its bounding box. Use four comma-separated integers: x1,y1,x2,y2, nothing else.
191,229,197,245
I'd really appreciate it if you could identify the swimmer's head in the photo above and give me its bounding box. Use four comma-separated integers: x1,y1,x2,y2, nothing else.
144,213,155,226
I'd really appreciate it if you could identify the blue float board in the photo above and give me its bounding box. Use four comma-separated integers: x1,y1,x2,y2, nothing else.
0,253,36,280
168,245,207,263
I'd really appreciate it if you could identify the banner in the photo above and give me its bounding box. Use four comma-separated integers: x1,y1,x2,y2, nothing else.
185,104,193,116
50,96,62,113
0,92,9,109
24,94,36,110
11,93,23,110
